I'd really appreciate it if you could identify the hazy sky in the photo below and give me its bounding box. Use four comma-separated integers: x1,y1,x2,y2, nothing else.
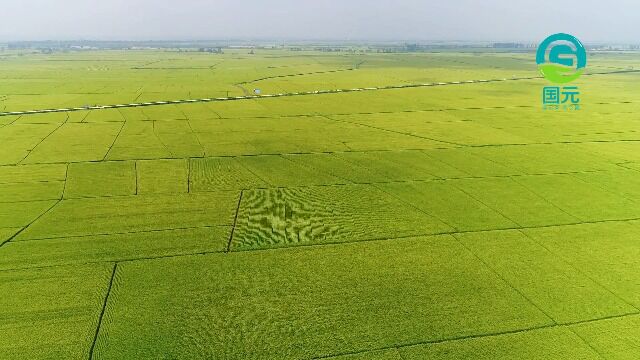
1,0,638,42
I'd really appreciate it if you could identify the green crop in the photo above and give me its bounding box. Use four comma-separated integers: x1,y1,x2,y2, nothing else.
1,49,639,359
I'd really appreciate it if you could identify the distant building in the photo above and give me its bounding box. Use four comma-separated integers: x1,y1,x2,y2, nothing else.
198,47,223,54
492,43,525,49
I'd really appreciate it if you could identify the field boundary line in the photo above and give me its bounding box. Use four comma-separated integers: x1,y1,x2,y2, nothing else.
508,176,581,221
508,175,591,223
280,154,356,185
319,114,463,147
234,158,272,186
311,312,640,360
370,182,457,231
0,114,22,127
617,163,640,172
441,142,580,222
226,190,244,252
3,140,640,168
151,119,174,157
134,161,138,195
15,224,232,243
0,76,543,117
568,171,640,205
187,158,192,193
89,262,117,360
40,99,637,123
2,69,638,118
236,67,356,85
451,233,558,325
566,328,607,360
3,215,640,272
0,199,61,248
61,163,70,199
221,215,640,256
0,167,624,205
180,109,205,157
102,120,126,161
17,112,69,164
449,182,522,226
518,229,640,313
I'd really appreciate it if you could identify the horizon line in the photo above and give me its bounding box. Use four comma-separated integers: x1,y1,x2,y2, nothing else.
3,38,639,46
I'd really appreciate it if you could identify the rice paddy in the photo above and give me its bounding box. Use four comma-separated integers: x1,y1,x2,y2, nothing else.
1,48,639,359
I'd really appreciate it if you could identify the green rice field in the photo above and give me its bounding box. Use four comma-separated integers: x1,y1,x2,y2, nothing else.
1,48,639,359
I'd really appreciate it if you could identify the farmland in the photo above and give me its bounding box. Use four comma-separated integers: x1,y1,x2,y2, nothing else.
1,48,640,359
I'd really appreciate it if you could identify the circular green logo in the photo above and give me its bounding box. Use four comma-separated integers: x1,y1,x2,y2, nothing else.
536,33,587,84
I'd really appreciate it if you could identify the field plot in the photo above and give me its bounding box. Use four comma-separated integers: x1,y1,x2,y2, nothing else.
1,49,640,359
